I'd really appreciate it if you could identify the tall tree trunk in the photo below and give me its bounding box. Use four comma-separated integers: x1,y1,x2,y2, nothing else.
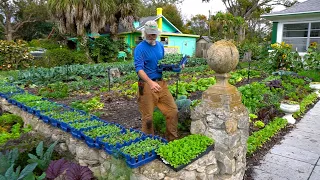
5,17,13,41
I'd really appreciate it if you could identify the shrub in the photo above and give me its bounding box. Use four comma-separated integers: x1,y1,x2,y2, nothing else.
0,40,34,70
262,42,303,73
41,48,89,67
303,42,320,70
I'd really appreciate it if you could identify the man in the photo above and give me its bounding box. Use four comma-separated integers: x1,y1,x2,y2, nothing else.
134,20,178,141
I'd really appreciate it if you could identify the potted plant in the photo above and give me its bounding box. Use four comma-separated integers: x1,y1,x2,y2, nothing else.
280,100,300,124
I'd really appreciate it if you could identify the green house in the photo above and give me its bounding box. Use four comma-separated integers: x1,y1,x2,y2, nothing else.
118,8,199,56
262,0,320,55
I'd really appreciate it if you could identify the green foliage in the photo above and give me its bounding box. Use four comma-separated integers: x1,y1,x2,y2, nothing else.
27,141,58,171
0,148,19,175
247,117,287,156
153,109,166,134
293,93,318,118
89,36,130,63
0,114,23,127
253,121,265,129
303,42,320,71
84,125,122,139
101,130,143,146
0,162,39,180
71,96,104,113
298,70,320,82
237,40,269,61
28,39,61,50
238,82,269,113
0,40,34,70
42,48,89,67
38,82,69,99
120,138,164,158
156,134,214,168
262,42,303,72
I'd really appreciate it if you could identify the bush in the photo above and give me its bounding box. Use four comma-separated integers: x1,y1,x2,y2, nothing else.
262,42,304,73
0,40,34,70
28,39,62,50
39,48,89,67
89,36,130,63
303,42,320,70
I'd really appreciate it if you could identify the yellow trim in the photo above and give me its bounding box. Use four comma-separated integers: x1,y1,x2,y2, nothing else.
157,8,163,31
161,33,199,38
164,46,180,53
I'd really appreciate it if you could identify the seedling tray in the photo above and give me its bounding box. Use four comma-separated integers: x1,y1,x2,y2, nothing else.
159,143,214,172
119,135,168,168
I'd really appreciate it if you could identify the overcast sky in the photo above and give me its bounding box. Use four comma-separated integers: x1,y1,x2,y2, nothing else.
178,0,307,20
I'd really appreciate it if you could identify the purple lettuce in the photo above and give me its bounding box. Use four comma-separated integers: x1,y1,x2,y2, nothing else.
46,158,70,179
66,163,94,180
45,158,94,180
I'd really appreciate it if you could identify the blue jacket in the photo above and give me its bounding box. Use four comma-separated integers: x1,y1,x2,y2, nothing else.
134,40,164,80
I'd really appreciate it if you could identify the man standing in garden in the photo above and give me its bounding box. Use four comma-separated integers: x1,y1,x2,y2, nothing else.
134,20,178,141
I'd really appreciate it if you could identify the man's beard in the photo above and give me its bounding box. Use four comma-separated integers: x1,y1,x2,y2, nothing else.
146,39,156,45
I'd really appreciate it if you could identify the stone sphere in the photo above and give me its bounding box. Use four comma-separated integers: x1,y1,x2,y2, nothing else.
207,40,239,74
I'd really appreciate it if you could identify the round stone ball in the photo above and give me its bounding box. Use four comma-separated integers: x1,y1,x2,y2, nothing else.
207,40,239,74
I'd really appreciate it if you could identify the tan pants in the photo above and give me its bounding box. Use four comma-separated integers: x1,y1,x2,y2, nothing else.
138,80,178,141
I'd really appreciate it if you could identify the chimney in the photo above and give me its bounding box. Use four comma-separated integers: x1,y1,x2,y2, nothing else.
156,8,163,32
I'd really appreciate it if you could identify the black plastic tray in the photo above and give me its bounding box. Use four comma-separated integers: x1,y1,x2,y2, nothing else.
159,144,214,172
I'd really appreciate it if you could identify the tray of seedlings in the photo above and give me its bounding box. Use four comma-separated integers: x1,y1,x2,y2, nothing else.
81,123,125,148
96,128,145,155
156,134,214,172
118,135,167,168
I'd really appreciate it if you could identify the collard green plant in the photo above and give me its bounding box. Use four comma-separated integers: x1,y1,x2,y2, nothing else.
303,42,320,70
27,141,58,171
0,148,19,175
0,163,39,180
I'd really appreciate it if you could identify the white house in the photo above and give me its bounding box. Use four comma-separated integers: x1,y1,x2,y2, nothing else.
262,0,320,56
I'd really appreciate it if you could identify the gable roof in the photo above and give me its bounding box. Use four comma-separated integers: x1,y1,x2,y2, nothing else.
197,36,212,43
262,0,320,18
118,15,182,34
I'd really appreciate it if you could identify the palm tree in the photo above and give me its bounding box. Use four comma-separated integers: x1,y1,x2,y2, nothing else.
47,0,140,36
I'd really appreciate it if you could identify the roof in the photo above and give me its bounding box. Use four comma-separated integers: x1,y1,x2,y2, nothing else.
197,36,212,43
118,15,182,34
262,0,320,18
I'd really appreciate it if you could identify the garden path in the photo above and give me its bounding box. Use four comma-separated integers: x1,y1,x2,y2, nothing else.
252,100,320,180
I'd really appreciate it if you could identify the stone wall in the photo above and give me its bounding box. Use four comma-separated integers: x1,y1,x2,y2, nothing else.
0,98,219,180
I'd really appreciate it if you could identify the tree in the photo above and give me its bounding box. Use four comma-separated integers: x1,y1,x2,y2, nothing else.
185,14,208,36
0,0,45,41
47,0,140,36
161,4,185,32
138,0,183,17
201,0,298,42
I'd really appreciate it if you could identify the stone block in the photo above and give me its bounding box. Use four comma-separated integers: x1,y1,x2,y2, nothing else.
179,171,196,180
255,153,314,180
190,120,206,134
309,166,320,180
270,144,319,165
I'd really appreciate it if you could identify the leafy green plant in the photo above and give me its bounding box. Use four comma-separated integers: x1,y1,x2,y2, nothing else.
27,141,58,171
84,125,122,139
262,42,303,72
71,96,104,113
38,82,69,99
247,117,287,156
0,163,41,180
303,42,320,71
253,121,265,129
156,134,214,168
101,130,143,146
120,138,164,158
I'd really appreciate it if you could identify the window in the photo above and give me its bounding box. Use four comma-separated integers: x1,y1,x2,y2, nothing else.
135,36,143,45
160,36,169,46
283,22,320,52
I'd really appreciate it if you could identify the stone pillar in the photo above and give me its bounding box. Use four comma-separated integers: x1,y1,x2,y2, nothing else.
190,40,249,180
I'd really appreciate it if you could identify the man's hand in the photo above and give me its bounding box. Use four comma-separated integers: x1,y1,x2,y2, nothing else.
148,81,161,93
181,64,185,69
